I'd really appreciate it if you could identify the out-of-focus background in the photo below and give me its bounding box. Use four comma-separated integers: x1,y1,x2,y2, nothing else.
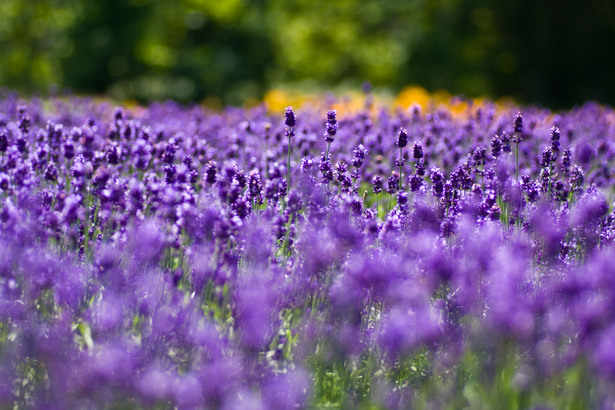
1,0,614,108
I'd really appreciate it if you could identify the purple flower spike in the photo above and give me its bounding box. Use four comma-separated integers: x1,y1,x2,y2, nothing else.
396,127,408,149
372,175,383,194
324,109,337,143
284,106,296,128
514,111,523,134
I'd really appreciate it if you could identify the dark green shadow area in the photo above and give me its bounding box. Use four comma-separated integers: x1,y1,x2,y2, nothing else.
1,0,614,108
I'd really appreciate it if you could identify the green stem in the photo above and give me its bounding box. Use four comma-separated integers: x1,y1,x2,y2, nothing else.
282,214,294,257
548,163,554,201
284,133,292,211
515,140,520,183
399,147,403,191
287,133,292,188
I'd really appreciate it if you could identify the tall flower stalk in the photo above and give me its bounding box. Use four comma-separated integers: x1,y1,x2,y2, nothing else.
324,109,337,161
284,107,296,209
514,112,523,183
319,109,337,194
395,127,408,191
372,175,382,217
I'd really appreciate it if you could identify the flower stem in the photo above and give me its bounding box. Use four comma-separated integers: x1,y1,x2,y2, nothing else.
285,127,293,210
515,140,519,183
287,135,292,188
399,147,403,191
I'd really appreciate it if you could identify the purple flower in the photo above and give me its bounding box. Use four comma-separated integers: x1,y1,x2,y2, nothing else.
352,144,367,168
319,158,333,184
262,368,311,409
550,126,560,155
234,273,276,350
284,106,296,128
136,368,171,402
204,160,217,184
300,156,314,172
379,303,442,358
172,373,204,408
324,109,337,143
430,167,444,197
540,147,553,168
513,111,523,134
386,172,399,194
17,105,30,135
472,146,486,167
577,142,595,166
413,141,424,160
396,127,408,149
593,323,615,377
491,134,502,158
0,129,8,153
409,173,423,192
372,175,383,194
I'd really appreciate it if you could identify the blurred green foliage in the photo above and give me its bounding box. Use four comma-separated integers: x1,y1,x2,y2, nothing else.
1,0,614,108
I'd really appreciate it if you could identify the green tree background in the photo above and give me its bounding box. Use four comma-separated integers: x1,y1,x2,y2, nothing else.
1,0,614,108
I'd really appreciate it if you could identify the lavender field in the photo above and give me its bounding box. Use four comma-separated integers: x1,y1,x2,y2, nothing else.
1,91,615,409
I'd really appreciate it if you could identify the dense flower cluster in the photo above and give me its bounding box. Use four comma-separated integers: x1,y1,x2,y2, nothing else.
1,91,615,408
